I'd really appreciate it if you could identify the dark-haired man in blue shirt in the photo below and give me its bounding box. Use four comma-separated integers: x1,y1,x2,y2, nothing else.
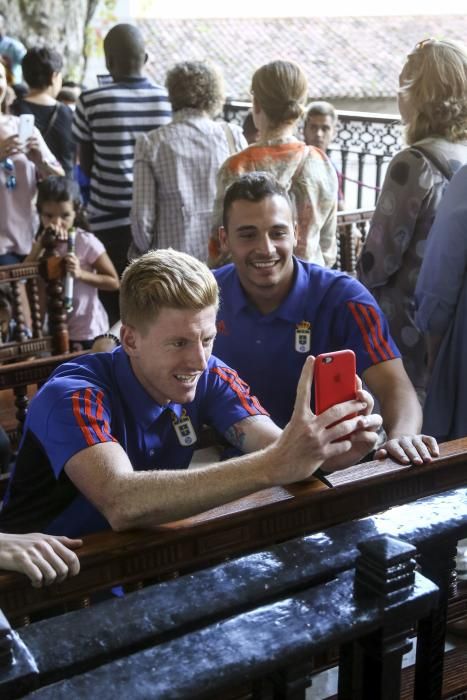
213,172,438,465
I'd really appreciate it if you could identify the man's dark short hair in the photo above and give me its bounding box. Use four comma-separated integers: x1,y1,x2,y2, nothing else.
222,172,294,230
22,47,63,89
305,100,337,124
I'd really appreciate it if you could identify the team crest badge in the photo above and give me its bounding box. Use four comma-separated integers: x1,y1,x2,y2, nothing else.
172,409,197,446
295,321,311,353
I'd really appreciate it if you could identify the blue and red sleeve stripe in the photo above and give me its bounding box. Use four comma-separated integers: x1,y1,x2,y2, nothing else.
210,366,269,416
71,388,117,447
347,301,397,363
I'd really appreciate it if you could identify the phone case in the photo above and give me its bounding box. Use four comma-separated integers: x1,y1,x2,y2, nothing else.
18,114,35,143
314,349,357,415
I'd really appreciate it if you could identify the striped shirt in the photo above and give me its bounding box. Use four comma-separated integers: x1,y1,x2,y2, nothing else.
72,77,172,232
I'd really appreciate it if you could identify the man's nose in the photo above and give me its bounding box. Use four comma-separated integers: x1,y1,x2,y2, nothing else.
188,341,208,370
257,235,275,255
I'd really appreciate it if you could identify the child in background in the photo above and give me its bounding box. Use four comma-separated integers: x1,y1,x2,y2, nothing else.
26,176,119,350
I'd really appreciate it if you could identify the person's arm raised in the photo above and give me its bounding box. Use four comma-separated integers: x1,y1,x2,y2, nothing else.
64,357,381,530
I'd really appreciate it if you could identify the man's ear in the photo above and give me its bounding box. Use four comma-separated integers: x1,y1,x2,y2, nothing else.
218,226,229,252
252,94,260,115
144,52,148,65
120,324,139,356
292,224,298,246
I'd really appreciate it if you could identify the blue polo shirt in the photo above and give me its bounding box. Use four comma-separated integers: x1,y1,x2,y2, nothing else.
214,258,400,428
0,348,267,537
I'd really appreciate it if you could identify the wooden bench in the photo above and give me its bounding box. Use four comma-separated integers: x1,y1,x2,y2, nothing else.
0,438,466,624
1,444,467,697
0,531,439,700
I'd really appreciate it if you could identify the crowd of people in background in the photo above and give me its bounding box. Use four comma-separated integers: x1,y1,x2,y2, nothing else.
1,12,467,586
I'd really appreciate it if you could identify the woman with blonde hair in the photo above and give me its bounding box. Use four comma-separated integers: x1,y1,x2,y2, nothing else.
209,60,337,267
358,38,467,395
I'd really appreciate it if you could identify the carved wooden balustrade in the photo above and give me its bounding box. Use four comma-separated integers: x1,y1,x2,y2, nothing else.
0,235,85,451
335,207,374,275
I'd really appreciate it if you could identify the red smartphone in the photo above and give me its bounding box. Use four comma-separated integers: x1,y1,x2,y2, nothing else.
314,350,357,429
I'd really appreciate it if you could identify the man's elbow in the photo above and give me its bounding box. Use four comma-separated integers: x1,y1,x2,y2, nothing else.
104,505,137,532
102,497,159,532
98,491,137,532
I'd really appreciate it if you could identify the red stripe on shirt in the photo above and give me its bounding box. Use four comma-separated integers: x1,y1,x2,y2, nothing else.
83,388,108,443
367,305,396,360
210,366,268,416
72,390,96,447
95,390,117,442
348,302,379,364
356,303,387,362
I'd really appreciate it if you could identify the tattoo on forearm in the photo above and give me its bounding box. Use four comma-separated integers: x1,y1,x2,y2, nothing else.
224,424,246,450
224,415,271,451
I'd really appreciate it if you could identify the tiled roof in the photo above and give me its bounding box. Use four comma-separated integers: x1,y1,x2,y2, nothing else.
137,15,467,100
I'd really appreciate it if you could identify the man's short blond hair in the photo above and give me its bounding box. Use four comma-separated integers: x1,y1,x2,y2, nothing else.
120,249,219,332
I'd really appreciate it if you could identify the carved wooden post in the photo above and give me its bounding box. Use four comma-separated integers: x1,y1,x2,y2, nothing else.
338,535,417,700
336,229,343,272
342,222,357,275
38,228,69,355
10,280,27,343
414,537,457,700
26,276,43,339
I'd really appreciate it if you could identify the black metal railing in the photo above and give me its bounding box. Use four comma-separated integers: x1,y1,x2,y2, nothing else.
222,101,404,211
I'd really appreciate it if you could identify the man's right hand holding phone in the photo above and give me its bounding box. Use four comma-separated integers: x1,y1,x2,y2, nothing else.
269,357,382,487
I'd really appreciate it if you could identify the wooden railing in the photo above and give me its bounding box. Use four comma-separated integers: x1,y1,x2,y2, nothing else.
0,531,439,700
0,438,466,625
1,442,467,696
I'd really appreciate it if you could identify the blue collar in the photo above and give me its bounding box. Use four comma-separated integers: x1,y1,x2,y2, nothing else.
229,257,309,323
113,347,183,429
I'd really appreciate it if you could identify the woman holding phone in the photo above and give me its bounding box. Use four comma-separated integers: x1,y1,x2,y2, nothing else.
11,47,75,177
0,59,63,265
